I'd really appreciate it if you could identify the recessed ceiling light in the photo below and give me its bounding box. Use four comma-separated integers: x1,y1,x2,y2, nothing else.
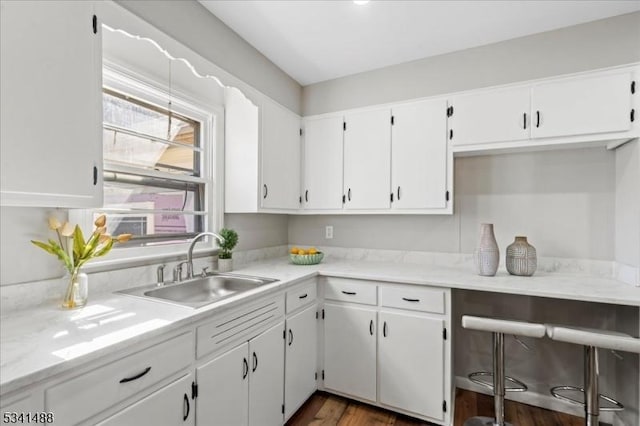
353,0,370,5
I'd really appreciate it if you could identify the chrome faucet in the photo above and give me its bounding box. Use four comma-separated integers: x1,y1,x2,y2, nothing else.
156,264,165,286
186,232,225,279
173,261,190,282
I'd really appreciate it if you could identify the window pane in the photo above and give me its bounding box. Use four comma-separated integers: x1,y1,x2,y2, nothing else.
102,181,204,241
102,90,200,176
100,212,201,241
103,128,198,175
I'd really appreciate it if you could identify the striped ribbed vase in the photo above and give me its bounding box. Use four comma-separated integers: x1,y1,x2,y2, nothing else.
506,236,537,276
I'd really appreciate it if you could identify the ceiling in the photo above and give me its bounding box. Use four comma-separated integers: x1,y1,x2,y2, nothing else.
199,1,640,86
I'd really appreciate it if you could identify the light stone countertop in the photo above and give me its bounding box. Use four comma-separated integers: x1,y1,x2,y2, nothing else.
1,256,638,396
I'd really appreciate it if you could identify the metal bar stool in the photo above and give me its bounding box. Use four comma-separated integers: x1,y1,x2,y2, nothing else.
462,316,547,426
546,325,640,426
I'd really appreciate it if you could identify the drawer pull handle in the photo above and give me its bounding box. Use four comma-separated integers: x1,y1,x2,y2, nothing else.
242,357,249,379
252,351,258,372
119,366,151,383
183,393,190,421
342,291,356,295
289,329,294,346
402,297,420,302
298,293,308,299
383,321,387,337
369,319,374,336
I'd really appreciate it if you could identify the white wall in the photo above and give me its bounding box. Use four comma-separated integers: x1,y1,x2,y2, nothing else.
303,11,640,115
116,0,302,113
225,214,288,251
615,141,640,269
290,147,616,260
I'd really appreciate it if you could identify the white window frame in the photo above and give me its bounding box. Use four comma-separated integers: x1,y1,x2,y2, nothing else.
70,64,224,269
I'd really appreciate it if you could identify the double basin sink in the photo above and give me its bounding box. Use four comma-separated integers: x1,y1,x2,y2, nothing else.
117,272,279,308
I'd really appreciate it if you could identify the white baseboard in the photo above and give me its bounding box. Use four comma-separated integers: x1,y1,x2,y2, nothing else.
455,376,615,425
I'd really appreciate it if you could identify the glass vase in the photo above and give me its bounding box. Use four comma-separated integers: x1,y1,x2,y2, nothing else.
62,269,88,309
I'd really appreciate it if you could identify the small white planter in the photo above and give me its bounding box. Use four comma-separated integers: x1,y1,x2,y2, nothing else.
218,258,233,273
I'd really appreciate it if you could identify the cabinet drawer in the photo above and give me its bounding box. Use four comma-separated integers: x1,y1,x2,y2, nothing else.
324,277,377,305
197,296,284,359
45,332,193,425
286,279,317,313
380,285,445,314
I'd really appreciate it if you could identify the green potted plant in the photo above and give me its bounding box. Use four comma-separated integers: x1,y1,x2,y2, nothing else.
217,228,238,272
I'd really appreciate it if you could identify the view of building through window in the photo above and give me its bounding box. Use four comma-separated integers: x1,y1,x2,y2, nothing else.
101,88,207,245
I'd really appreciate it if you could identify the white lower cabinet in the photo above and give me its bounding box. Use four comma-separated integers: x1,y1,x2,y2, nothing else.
97,373,195,426
378,311,445,421
197,343,249,425
285,304,318,419
323,303,377,402
248,322,286,426
45,332,193,425
197,321,285,426
321,281,451,424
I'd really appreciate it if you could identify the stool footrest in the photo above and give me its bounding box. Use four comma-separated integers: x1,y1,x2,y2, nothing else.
550,385,624,412
468,371,528,392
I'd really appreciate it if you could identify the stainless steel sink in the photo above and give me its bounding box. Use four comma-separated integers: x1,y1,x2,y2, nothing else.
116,273,278,308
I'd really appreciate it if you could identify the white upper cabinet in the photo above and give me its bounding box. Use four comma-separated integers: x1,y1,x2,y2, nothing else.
531,72,632,139
302,116,344,210
343,109,392,210
391,99,448,210
261,100,301,210
0,1,103,208
225,89,301,213
448,86,530,146
225,88,260,213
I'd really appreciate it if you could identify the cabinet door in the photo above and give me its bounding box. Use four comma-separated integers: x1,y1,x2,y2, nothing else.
197,343,249,426
449,87,529,146
379,312,445,421
224,87,260,213
261,100,301,210
285,305,318,419
302,117,344,210
323,303,376,402
343,109,391,210
0,1,102,208
531,72,632,139
248,321,285,426
391,99,448,209
96,373,194,426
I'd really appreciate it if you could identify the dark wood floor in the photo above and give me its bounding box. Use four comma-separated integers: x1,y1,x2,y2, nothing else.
286,389,585,426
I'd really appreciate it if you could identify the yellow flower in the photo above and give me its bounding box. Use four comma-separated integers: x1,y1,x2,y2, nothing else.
95,226,107,235
99,234,112,243
116,234,132,243
48,216,62,230
94,214,106,227
60,222,74,237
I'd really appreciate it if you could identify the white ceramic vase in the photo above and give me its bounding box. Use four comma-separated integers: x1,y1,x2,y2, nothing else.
506,236,537,276
474,223,500,276
218,258,233,273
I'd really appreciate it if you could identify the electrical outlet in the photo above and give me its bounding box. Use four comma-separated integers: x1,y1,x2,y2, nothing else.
325,225,333,239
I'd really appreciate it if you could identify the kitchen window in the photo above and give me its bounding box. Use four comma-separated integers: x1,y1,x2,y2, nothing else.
72,66,220,259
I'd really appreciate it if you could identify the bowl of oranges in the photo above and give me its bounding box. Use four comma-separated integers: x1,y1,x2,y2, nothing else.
289,247,324,265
